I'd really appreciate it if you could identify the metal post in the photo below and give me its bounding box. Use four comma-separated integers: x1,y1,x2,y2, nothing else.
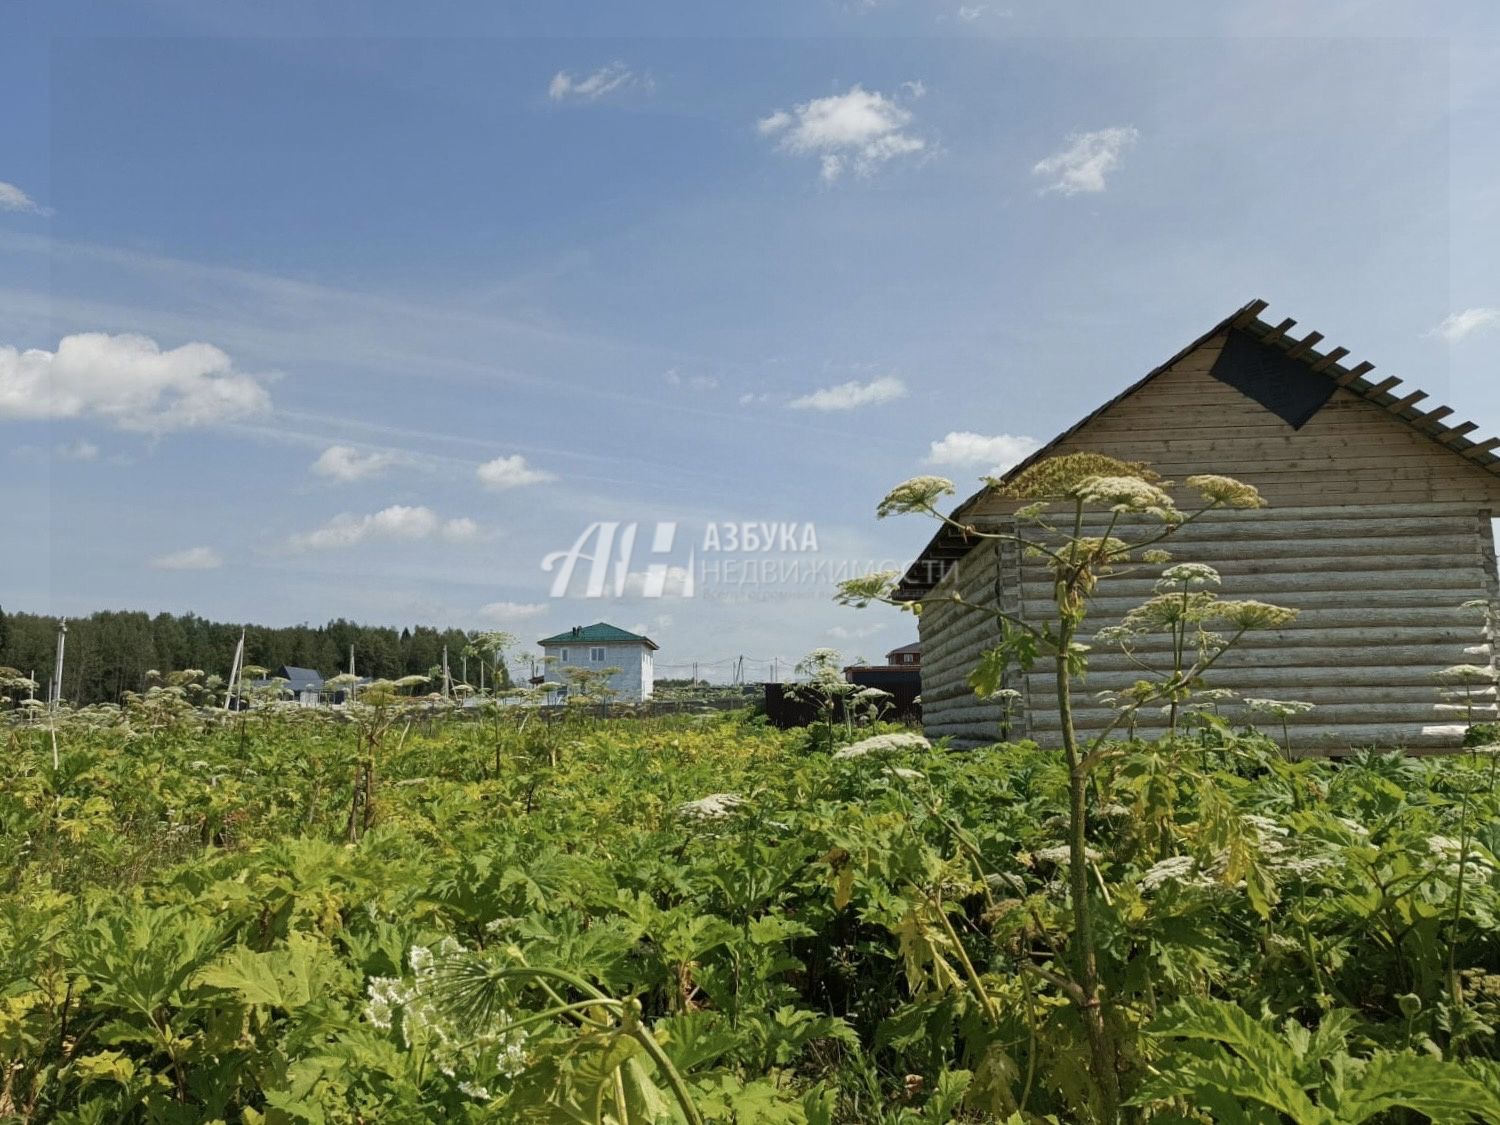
224,630,245,709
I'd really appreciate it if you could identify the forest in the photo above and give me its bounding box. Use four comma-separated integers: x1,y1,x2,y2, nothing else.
0,606,505,706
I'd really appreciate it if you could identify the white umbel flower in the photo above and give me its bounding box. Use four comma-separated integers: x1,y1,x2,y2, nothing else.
677,792,747,820
833,732,931,759
1139,854,1200,892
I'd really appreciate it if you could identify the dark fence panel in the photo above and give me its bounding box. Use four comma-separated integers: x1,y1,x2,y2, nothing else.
762,677,921,730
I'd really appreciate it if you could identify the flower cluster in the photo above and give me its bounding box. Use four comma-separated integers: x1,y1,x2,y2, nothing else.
1185,474,1265,509
1068,475,1181,521
1030,844,1101,866
1139,854,1208,892
832,732,931,760
677,792,748,820
835,570,901,607
876,476,956,519
1156,562,1221,590
1212,600,1299,630
365,941,528,1099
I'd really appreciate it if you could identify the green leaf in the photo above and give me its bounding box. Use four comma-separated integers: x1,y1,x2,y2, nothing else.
1337,1053,1500,1124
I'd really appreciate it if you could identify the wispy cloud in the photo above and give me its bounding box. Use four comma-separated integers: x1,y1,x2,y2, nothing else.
548,63,645,103
0,181,48,215
150,546,224,571
758,84,929,182
0,332,271,432
1033,126,1139,195
1429,307,1500,343
288,505,478,551
478,600,549,623
311,444,403,483
54,439,100,462
789,375,907,411
926,431,1040,476
664,369,719,391
477,453,556,490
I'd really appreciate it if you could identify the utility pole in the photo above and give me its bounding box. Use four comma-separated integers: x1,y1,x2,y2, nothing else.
51,619,67,711
224,629,245,710
349,644,357,703
50,619,66,769
442,645,451,698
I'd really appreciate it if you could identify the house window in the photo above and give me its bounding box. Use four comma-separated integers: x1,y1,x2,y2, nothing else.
560,648,569,663
590,647,606,662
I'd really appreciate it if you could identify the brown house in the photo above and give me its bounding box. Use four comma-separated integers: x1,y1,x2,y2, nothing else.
897,300,1500,751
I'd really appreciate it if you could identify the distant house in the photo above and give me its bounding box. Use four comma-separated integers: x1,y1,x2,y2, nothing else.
896,301,1500,751
885,642,922,667
538,623,658,702
841,642,922,718
275,666,324,706
246,665,325,707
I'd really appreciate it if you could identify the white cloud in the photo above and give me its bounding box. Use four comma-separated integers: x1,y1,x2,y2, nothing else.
957,5,986,19
442,517,479,542
548,62,642,102
664,369,718,391
311,444,400,482
926,431,1041,476
1033,126,1140,195
757,84,929,182
478,600,549,623
477,453,555,490
829,623,885,640
1430,308,1500,343
622,565,694,598
151,546,223,571
54,439,99,462
288,504,478,551
0,332,271,432
0,181,47,215
790,375,907,411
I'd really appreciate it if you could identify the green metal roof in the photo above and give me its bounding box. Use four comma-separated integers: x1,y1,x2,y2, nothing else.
538,622,658,650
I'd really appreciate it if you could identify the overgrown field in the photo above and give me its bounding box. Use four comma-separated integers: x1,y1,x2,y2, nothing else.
3,709,1499,1123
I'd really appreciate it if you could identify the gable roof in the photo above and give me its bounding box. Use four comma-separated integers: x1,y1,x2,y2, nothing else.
886,642,922,657
538,622,659,650
894,299,1500,601
274,666,324,692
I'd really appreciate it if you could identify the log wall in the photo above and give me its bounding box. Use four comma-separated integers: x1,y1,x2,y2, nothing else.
918,504,1499,750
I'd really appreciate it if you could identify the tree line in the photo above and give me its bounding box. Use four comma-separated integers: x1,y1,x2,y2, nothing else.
0,605,513,707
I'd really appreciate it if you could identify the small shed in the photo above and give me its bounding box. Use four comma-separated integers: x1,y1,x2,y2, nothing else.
897,300,1500,751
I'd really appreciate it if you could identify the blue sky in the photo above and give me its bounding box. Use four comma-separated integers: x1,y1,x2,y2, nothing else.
4,1,1499,681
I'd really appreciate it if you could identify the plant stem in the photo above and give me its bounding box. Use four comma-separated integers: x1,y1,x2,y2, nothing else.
1056,636,1120,1123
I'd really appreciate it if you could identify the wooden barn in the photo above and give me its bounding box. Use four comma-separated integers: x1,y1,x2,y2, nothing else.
896,300,1500,751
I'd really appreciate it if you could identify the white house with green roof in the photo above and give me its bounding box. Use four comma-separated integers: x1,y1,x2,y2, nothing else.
538,623,658,702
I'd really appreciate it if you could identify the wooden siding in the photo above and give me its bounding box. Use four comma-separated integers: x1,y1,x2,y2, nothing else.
920,533,1021,745
919,504,1499,751
969,332,1500,515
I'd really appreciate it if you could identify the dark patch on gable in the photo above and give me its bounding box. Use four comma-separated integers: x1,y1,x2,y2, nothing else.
1209,326,1338,429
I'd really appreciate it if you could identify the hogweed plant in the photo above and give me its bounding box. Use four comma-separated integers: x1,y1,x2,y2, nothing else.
838,452,1295,1123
